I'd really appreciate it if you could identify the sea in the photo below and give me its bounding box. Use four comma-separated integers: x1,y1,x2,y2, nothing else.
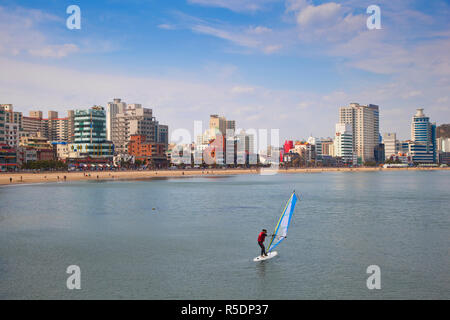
0,170,449,299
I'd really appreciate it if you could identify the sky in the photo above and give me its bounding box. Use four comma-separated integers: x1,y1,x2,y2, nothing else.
1,0,449,142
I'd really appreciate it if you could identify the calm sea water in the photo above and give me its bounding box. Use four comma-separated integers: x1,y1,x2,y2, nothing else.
0,171,449,300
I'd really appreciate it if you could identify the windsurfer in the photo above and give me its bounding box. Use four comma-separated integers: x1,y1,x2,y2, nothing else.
258,229,269,257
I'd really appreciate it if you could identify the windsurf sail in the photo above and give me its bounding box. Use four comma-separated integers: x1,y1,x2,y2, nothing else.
267,192,299,252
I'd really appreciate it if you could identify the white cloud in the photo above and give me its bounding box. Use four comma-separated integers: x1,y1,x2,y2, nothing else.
157,24,176,30
231,86,256,94
296,3,342,27
28,44,79,58
187,0,276,13
190,23,283,54
0,6,78,59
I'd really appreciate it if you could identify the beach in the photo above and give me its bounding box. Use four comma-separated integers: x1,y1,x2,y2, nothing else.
1,166,448,186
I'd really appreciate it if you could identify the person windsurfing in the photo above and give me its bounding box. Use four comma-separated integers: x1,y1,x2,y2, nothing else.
258,229,270,257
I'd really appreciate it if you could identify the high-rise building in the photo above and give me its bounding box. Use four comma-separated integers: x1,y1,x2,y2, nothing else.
107,98,127,141
436,137,450,153
70,106,114,158
156,124,169,148
226,120,236,135
0,106,6,145
209,115,227,138
334,123,354,164
22,111,44,136
45,111,70,142
339,103,379,163
22,110,73,142
29,111,43,119
382,133,397,159
111,103,165,154
5,123,19,148
67,110,75,143
320,138,334,157
1,104,22,129
409,108,436,163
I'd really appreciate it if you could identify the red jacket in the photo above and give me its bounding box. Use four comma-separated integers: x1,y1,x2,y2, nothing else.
258,232,267,243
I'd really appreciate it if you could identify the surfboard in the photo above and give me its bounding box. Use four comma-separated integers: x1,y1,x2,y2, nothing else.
253,251,278,262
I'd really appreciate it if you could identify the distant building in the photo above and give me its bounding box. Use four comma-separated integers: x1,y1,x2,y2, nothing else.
5,122,19,148
22,112,44,136
1,104,23,129
382,133,397,159
69,106,114,159
321,139,334,157
334,123,354,164
0,106,6,145
111,102,167,154
106,98,127,141
127,135,167,167
439,152,450,165
339,103,379,163
0,143,17,171
436,137,450,153
374,143,385,164
209,115,227,139
21,110,73,143
18,132,55,162
409,109,436,164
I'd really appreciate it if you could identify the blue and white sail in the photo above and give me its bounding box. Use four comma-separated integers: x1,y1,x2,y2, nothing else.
267,192,298,252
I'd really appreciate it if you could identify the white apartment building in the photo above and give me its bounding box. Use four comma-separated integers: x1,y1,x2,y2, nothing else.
339,103,379,163
334,123,354,164
5,122,19,148
107,98,127,141
383,133,397,159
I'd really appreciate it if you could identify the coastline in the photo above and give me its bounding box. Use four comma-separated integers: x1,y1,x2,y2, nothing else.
1,167,449,186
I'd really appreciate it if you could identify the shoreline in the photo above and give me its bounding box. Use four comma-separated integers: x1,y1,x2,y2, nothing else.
1,167,449,186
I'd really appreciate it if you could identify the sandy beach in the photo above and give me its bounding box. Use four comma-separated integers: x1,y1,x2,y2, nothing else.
1,166,448,186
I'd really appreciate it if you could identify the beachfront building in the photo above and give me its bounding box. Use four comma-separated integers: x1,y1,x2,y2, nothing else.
69,106,114,159
236,130,256,165
320,138,335,157
0,143,17,172
111,103,168,155
437,137,450,153
45,111,72,143
334,123,355,164
127,135,167,167
106,98,127,141
339,103,380,163
19,131,55,161
1,104,23,129
21,110,74,143
5,122,19,148
209,115,227,139
0,106,5,145
22,111,44,137
383,133,397,160
409,109,437,164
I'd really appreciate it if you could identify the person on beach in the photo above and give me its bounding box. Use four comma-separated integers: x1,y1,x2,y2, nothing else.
258,229,269,257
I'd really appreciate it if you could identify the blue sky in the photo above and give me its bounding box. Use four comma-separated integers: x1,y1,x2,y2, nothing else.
1,0,449,142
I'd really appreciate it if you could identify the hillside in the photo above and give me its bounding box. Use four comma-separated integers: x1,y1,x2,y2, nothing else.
437,124,450,138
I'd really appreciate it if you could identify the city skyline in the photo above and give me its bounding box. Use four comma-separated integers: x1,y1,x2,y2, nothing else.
1,0,449,141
